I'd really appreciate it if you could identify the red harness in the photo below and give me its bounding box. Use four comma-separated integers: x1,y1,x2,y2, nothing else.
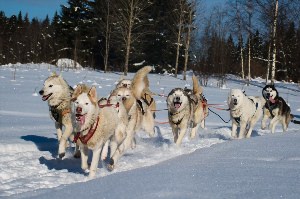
73,117,99,144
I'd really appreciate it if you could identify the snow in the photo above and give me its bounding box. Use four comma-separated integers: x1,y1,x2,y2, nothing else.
0,63,300,199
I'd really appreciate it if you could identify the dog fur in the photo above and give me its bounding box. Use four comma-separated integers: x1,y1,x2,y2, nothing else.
72,84,127,178
228,89,265,138
166,75,208,146
107,66,155,170
116,76,157,118
39,72,79,158
261,84,294,133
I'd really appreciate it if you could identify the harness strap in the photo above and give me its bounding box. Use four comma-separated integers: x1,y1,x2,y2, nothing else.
73,117,100,144
137,100,145,115
142,93,154,106
173,118,183,126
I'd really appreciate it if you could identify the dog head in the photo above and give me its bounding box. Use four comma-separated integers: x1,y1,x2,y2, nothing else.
167,88,189,112
262,85,278,103
39,73,71,106
72,85,98,129
228,89,245,109
116,79,132,89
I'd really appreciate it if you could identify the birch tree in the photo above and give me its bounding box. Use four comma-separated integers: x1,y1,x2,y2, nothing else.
173,0,185,78
182,1,196,81
113,0,151,75
270,0,279,84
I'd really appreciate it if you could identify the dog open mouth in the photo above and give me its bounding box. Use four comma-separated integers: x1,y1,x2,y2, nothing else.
76,114,86,125
42,93,52,101
269,96,276,103
173,102,182,109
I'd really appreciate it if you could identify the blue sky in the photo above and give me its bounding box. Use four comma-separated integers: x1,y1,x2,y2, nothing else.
0,0,224,20
0,0,68,19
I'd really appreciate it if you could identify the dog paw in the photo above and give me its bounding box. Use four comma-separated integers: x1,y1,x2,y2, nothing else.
107,159,115,171
58,152,65,159
73,151,81,159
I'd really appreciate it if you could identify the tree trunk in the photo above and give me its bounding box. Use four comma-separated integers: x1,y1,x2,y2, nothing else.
239,36,244,80
266,41,271,83
104,0,111,73
124,0,134,76
175,21,182,78
183,5,193,81
271,0,279,85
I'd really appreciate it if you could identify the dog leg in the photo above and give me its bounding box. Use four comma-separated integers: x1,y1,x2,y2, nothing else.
176,124,188,146
172,127,179,143
261,114,269,130
269,116,280,133
200,119,205,129
108,129,134,171
238,122,247,139
55,122,63,141
144,111,155,137
89,143,103,178
190,123,200,139
81,146,89,171
231,122,238,138
101,140,110,161
58,122,73,158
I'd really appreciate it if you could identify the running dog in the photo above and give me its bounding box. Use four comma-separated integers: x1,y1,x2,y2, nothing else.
228,89,265,139
39,72,79,158
166,75,208,146
261,84,295,133
107,66,155,170
72,84,126,178
116,75,157,118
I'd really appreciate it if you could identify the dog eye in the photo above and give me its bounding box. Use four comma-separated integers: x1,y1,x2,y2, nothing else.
49,85,53,87
85,103,89,105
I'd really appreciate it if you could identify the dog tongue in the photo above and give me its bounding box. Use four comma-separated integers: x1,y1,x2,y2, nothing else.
269,97,276,103
77,115,85,125
174,103,181,109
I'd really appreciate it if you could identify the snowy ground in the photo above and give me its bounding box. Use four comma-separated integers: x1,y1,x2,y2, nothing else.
0,63,299,198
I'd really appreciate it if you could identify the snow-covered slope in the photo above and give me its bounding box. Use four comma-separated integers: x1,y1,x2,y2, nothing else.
0,64,299,198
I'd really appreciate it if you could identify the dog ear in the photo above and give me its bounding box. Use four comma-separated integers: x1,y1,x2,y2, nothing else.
50,71,57,77
88,86,98,105
71,85,83,101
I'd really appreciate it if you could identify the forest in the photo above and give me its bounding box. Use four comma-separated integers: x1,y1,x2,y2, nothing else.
0,0,299,82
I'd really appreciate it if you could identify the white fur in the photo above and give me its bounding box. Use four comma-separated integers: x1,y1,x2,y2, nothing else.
228,89,265,139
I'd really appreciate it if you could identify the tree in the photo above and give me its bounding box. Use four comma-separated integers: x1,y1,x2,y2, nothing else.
270,0,278,84
112,0,152,75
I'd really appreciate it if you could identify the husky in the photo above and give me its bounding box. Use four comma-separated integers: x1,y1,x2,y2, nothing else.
107,66,155,170
228,89,265,139
116,76,157,118
72,84,126,178
39,72,80,158
261,84,296,133
166,75,208,146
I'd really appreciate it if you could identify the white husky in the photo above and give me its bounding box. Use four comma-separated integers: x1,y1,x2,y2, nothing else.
72,84,126,178
39,72,79,158
228,89,265,139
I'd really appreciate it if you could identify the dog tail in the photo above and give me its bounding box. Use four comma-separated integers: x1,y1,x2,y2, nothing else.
290,114,300,124
192,75,203,95
131,66,152,99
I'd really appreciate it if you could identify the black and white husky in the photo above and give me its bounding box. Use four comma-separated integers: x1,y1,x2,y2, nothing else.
261,85,296,133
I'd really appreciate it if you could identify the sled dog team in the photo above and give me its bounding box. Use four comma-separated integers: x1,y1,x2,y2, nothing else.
39,66,296,178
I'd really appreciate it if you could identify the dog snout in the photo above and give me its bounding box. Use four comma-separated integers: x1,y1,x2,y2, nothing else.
122,97,126,101
39,90,44,95
76,107,82,113
266,93,270,98
233,98,237,103
175,96,180,101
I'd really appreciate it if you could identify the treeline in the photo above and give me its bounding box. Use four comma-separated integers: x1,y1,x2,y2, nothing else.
0,0,299,82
